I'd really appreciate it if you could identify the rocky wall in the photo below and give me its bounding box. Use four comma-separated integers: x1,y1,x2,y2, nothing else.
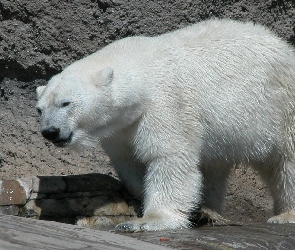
0,0,294,81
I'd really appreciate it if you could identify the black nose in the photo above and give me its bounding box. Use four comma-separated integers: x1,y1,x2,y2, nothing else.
41,127,60,141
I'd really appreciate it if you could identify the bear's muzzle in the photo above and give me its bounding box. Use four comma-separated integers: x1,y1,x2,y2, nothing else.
41,126,73,147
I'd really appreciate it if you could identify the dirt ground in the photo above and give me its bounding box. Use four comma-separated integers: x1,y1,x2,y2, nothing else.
1,0,295,224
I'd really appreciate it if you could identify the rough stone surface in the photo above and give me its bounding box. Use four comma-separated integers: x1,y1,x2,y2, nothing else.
0,215,169,250
131,224,295,249
0,180,26,206
22,199,41,217
17,177,33,199
0,205,19,215
0,0,294,82
1,214,294,250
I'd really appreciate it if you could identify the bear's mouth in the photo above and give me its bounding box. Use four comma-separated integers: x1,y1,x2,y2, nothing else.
52,132,73,147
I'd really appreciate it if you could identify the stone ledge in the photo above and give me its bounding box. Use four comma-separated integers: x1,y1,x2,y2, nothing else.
0,215,169,250
0,174,140,229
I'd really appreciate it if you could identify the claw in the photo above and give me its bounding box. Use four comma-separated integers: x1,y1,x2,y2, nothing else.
193,207,240,226
115,222,137,232
115,216,188,232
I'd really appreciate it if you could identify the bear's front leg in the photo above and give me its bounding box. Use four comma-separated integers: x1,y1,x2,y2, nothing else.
115,153,203,232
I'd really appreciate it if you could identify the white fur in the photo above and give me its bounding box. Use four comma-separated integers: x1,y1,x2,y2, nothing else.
36,19,295,231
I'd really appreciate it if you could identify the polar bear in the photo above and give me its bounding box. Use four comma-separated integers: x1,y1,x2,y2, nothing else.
36,19,295,232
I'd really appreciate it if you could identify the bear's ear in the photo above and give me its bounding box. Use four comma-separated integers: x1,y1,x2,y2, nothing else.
94,67,114,87
36,86,46,100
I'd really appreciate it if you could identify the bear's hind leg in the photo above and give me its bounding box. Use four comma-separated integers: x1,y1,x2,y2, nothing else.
198,165,231,225
256,160,295,224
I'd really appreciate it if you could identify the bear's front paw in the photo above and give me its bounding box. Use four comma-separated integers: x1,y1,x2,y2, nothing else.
115,217,188,232
267,211,295,224
115,221,149,232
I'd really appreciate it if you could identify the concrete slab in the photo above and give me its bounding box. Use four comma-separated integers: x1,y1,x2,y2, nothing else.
1,214,295,250
129,224,295,249
0,215,170,250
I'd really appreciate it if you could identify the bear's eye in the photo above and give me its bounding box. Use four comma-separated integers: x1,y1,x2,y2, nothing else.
61,101,71,107
36,108,42,116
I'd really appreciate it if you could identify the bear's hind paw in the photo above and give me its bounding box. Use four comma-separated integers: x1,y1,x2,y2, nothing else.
194,207,240,226
267,211,295,224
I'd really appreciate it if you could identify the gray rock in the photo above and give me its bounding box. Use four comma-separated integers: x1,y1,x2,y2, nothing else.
0,205,19,215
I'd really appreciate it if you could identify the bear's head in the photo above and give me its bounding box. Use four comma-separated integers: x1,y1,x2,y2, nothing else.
36,67,117,150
